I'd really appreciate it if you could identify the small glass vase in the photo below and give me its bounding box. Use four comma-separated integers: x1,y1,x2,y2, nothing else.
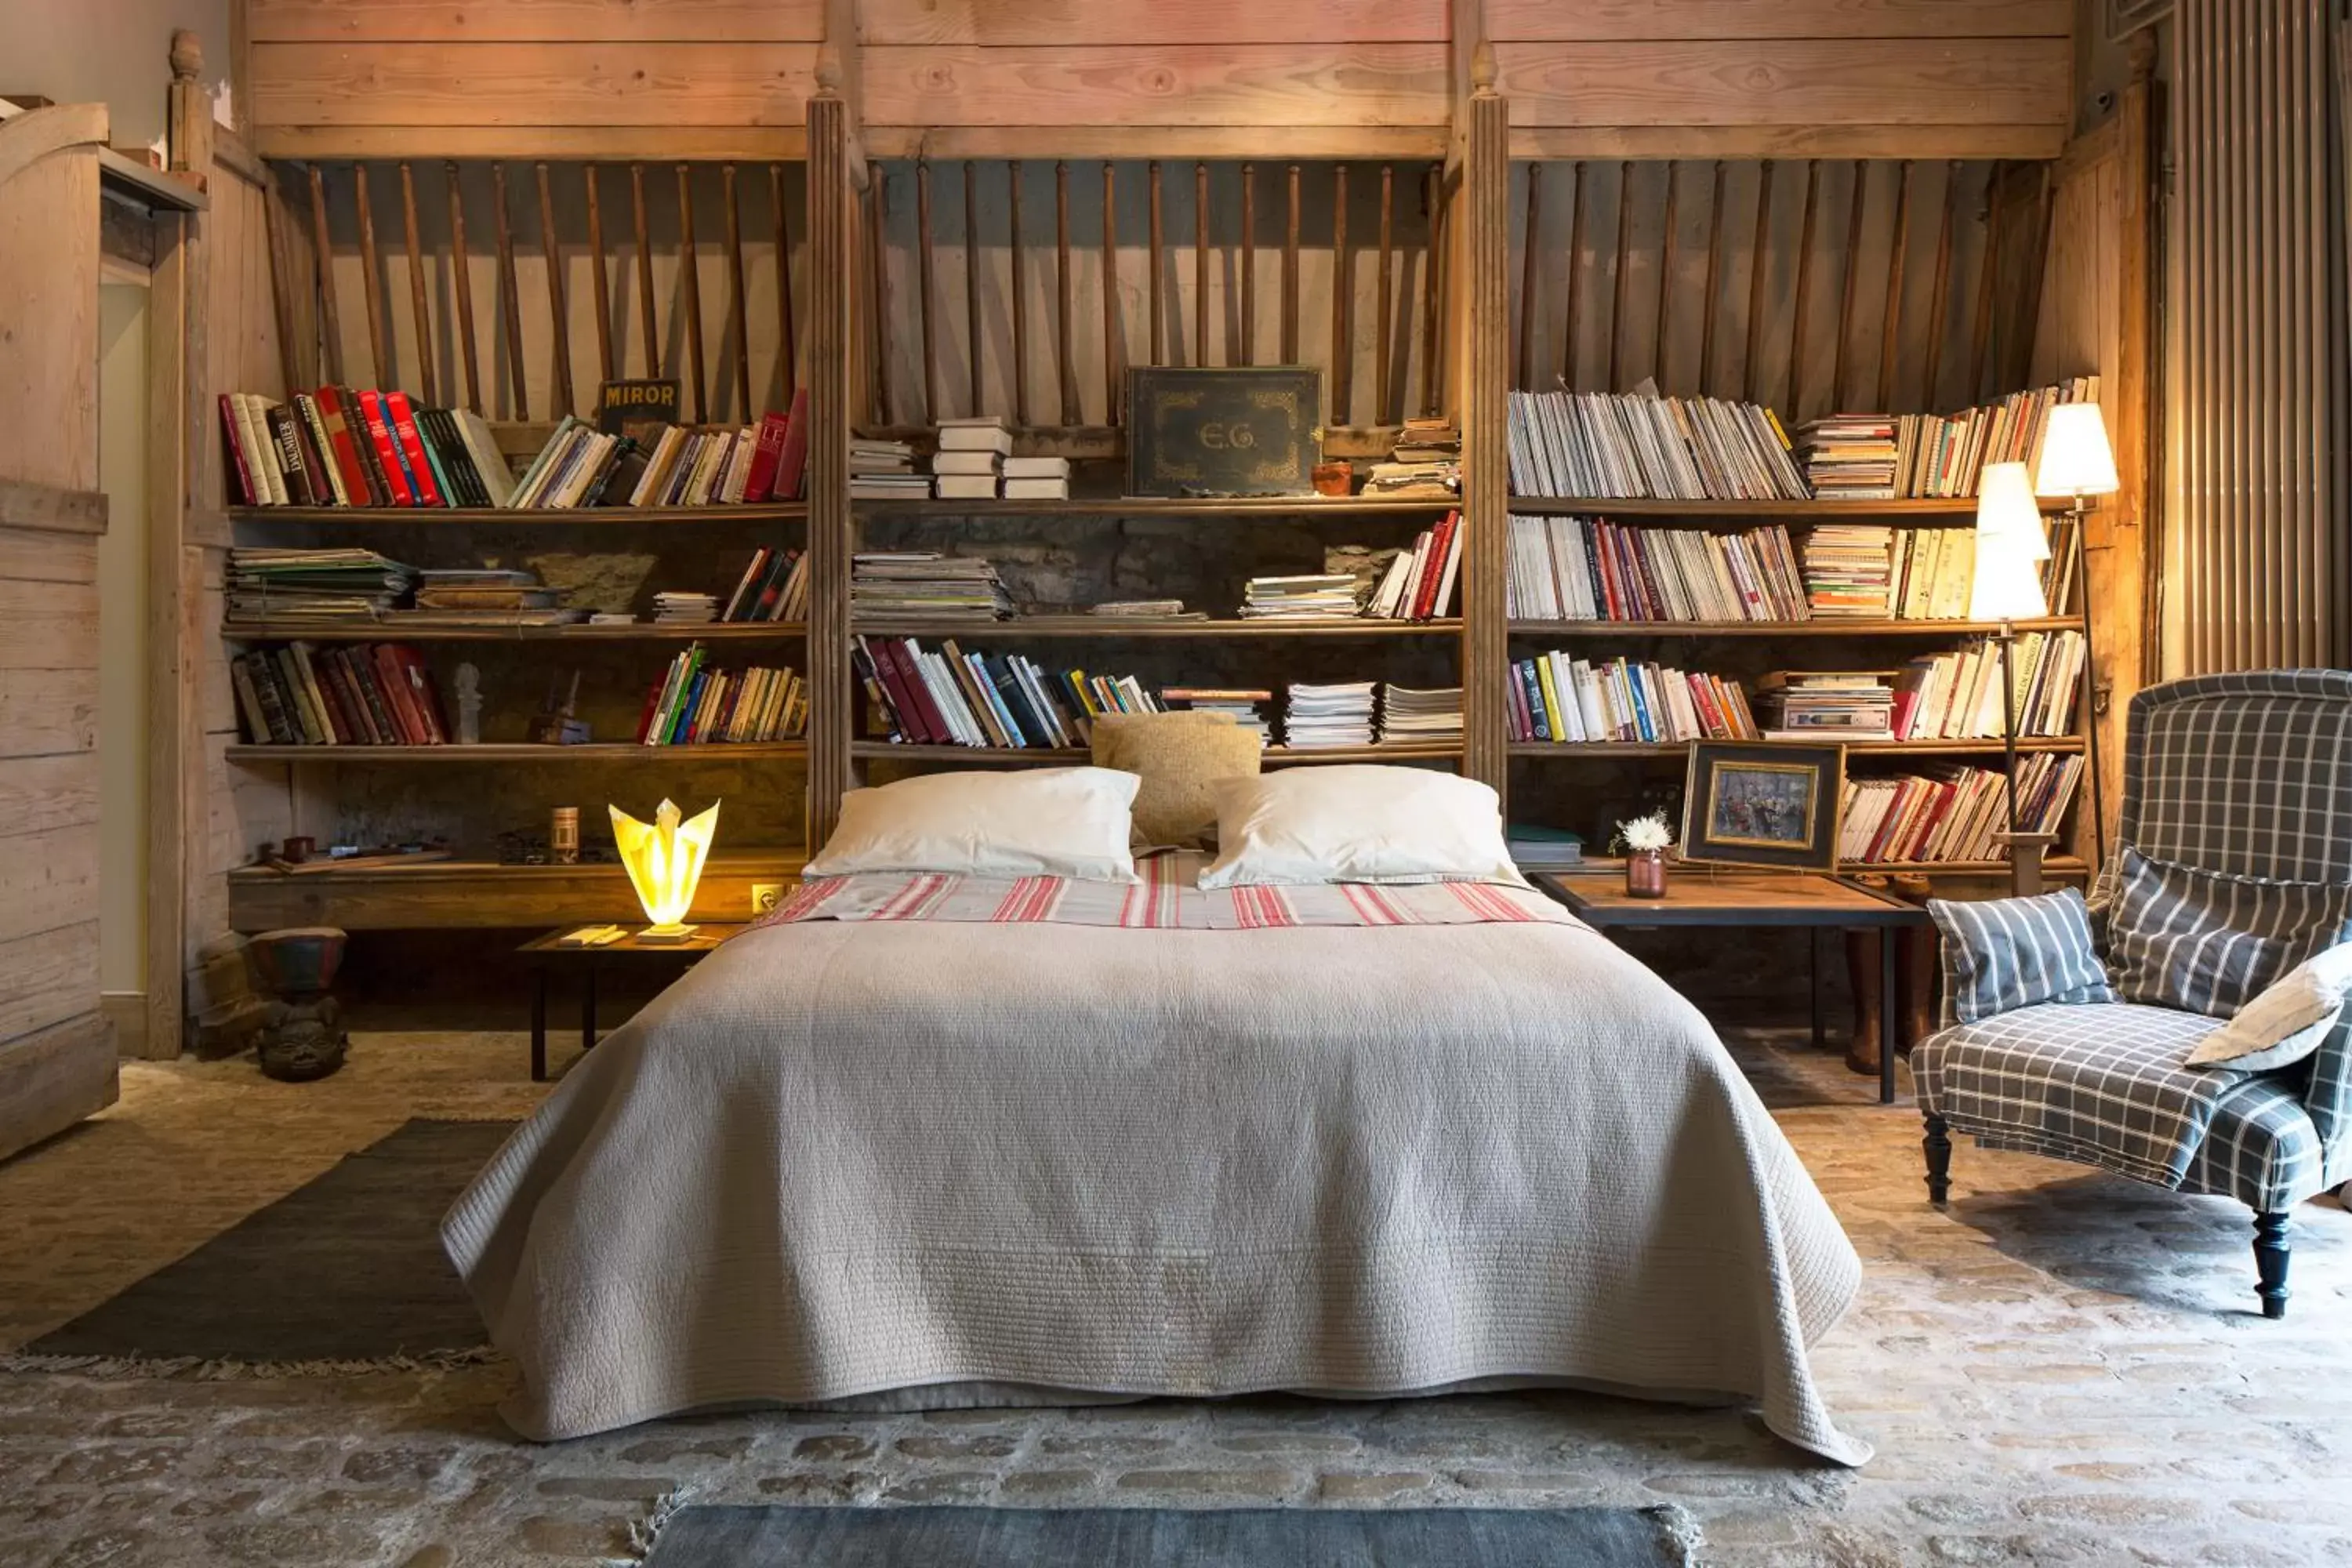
1625,847,1669,898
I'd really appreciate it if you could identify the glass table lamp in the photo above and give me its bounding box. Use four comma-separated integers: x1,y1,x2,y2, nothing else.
610,798,721,941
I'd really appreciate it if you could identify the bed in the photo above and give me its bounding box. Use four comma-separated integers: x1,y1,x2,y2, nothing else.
443,851,1870,1465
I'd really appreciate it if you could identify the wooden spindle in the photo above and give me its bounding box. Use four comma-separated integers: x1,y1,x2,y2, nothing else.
1194,161,1210,368
1283,163,1301,364
1606,161,1632,390
964,161,983,415
1514,165,1541,390
1330,163,1350,424
353,163,390,387
1055,161,1077,424
261,173,303,395
1653,161,1679,390
1786,160,1821,419
865,165,887,426
1833,160,1868,411
1374,163,1395,422
443,163,479,409
1147,160,1165,365
678,164,707,424
1561,160,1586,387
491,162,527,419
770,162,797,401
535,162,573,415
1009,160,1029,423
630,164,658,378
1240,163,1257,367
1102,161,1120,423
1697,160,1725,394
724,165,752,419
1969,162,2009,405
1741,159,1773,403
397,163,436,405
915,161,938,424
1418,163,1441,416
308,164,346,386
584,165,615,384
1877,159,1913,411
1920,159,1962,411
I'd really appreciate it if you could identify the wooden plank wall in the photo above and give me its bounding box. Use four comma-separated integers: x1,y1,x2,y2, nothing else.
0,105,118,1158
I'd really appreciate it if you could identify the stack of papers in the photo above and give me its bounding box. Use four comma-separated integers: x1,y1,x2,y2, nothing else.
226,547,418,621
1284,681,1377,748
1241,575,1363,619
1378,685,1464,745
851,553,1015,619
1800,525,1897,619
1163,687,1272,740
651,591,719,625
851,437,925,499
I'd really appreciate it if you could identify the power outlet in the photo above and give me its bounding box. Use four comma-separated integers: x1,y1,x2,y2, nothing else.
750,883,786,915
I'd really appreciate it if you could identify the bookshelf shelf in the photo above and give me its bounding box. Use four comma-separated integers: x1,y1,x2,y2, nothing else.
224,849,805,933
1505,617,2085,639
851,495,1459,521
227,503,810,526
221,621,806,643
852,616,1464,641
851,742,1465,766
1508,738,2085,759
1503,497,2065,519
225,742,808,765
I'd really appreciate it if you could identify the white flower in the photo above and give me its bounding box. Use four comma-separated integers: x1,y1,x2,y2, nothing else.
1616,811,1674,853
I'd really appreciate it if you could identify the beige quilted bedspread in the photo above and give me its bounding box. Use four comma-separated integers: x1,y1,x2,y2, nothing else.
443,917,1869,1463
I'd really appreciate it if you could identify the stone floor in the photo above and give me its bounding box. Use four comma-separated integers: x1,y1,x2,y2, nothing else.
3,1026,2350,1568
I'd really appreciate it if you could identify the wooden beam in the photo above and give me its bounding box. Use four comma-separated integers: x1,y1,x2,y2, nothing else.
143,218,189,1061
1461,71,1510,798
260,125,812,162
1920,159,1960,410
492,162,528,418
1239,162,1257,367
859,44,1450,129
678,163,707,423
1606,160,1632,389
307,165,345,385
1786,159,1820,418
1876,158,1912,410
250,0,830,42
1559,159,1585,387
1832,158,1866,411
861,125,1446,162
1330,163,1350,422
866,165,890,426
1514,165,1541,390
1055,160,1078,423
1507,124,2065,162
1011,159,1030,419
1148,160,1165,365
1653,160,1679,390
352,162,390,384
535,161,574,415
804,89,854,848
1697,159,1724,394
1374,163,1395,421
1282,162,1301,363
398,162,437,405
1742,159,1773,403
858,0,1452,45
915,160,938,423
584,163,615,384
444,162,479,408
724,163,752,419
630,163,658,379
964,160,983,412
252,42,819,127
1193,161,1210,369
1483,0,2071,40
771,161,797,401
1101,160,1120,423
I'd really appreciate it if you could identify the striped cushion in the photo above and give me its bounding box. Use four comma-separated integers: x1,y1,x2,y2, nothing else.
2107,846,2352,1018
1928,889,2115,1027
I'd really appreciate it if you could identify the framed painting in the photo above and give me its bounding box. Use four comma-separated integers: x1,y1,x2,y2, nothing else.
1680,742,1846,873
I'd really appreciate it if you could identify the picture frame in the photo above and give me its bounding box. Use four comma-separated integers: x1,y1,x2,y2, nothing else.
1124,366,1321,497
1680,742,1846,873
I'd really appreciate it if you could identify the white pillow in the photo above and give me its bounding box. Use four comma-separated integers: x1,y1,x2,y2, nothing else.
806,768,1141,884
1197,765,1526,888
2186,942,2352,1073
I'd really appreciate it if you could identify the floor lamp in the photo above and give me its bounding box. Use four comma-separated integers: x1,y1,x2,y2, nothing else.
1971,462,2053,895
2033,404,2122,881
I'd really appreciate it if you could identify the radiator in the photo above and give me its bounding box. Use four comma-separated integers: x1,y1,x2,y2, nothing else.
2170,0,2350,670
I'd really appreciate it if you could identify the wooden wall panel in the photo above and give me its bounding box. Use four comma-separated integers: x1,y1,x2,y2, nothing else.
248,0,826,42
861,45,1450,129
858,0,1450,45
252,43,819,129
1485,0,2069,42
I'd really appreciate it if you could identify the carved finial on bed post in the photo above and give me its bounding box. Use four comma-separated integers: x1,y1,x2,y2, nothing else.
167,29,212,175
1471,42,1497,97
170,28,202,84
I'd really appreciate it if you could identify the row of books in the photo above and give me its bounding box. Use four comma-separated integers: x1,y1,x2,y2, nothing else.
851,554,1016,620
227,546,418,622
850,437,924,499
1839,753,2083,866
230,642,447,747
1363,417,1462,496
222,389,514,510
1891,632,2086,741
636,645,808,744
1508,655,1759,745
1237,515,1463,622
1505,516,1809,623
855,635,1156,750
1884,379,2104,499
717,548,811,623
1506,389,1809,501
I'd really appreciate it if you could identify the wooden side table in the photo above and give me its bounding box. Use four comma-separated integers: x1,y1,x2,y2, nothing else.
1537,871,1931,1105
517,924,746,1081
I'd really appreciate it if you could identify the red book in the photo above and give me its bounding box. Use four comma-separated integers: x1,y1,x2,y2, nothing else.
368,644,426,742
355,391,417,507
773,386,811,501
633,677,665,745
856,638,929,742
1410,511,1460,620
884,640,956,745
383,392,446,507
741,410,791,503
310,387,379,506
393,646,448,742
1593,524,1624,619
219,395,257,505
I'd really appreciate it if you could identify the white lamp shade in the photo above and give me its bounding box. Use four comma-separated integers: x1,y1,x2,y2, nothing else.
1971,462,2050,621
2034,404,2121,497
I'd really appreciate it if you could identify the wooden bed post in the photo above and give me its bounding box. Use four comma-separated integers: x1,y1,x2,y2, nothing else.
1458,50,1511,804
805,81,857,852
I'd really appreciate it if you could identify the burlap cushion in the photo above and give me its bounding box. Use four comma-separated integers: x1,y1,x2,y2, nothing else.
1091,711,1264,848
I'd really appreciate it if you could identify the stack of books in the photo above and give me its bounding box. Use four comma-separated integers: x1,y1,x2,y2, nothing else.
1002,456,1073,501
1839,753,2082,865
1888,528,1980,619
1242,575,1363,619
637,645,808,744
933,416,1011,499
623,403,808,507
853,635,1156,748
851,553,1014,620
1363,418,1462,495
850,437,924,499
230,641,448,746
1800,525,1898,619
1505,516,1809,623
506,418,633,507
406,568,582,628
1162,688,1272,740
1284,681,1377,748
1795,416,1901,499
1508,824,1584,871
227,547,417,622
1755,671,1897,742
719,547,810,623
1363,511,1464,620
1889,630,2086,740
1506,388,1809,500
1886,376,2100,499
1378,686,1463,746
651,591,719,626
1508,654,1758,745
220,388,516,509
1088,599,1200,620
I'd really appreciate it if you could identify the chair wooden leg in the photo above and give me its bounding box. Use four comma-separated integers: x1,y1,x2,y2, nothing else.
2254,1211,2291,1319
1923,1113,1952,1206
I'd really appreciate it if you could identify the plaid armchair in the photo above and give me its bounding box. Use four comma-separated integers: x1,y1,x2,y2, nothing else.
1914,670,2352,1319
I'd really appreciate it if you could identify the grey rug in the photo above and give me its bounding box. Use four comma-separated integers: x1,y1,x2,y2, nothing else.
644,1505,1697,1566
27,1118,510,1363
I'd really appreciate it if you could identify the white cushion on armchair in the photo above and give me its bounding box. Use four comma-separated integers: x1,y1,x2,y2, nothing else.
2187,943,2352,1074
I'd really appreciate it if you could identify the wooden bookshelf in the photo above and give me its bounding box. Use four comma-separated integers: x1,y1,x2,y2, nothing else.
228,504,810,526
851,742,1465,767
223,621,806,643
1507,617,2085,639
1508,739,2085,759
225,742,808,764
1502,497,2065,519
225,850,805,932
853,617,1462,640
849,496,1460,521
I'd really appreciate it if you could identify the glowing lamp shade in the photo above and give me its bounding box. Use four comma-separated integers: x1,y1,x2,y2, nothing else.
609,798,720,936
2034,404,2120,498
1970,462,2050,622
